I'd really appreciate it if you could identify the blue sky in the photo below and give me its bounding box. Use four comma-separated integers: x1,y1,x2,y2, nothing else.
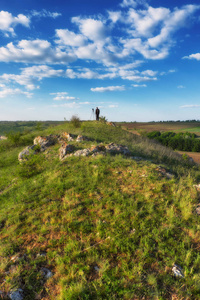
0,0,200,121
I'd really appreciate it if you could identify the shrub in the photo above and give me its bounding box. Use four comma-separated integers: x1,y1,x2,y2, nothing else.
17,152,44,178
6,131,22,146
70,115,81,128
99,116,108,123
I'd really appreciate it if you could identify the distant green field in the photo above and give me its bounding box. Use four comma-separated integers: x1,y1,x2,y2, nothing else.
0,121,63,136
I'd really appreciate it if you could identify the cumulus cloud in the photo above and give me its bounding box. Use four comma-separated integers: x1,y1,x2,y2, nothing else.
0,39,76,64
0,11,30,36
177,85,185,89
183,53,200,60
55,29,87,47
0,87,32,98
1,65,65,90
72,17,108,42
91,85,125,92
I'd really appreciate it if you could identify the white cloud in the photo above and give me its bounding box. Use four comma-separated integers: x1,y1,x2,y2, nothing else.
0,87,32,98
51,102,79,108
132,84,147,87
53,96,77,101
79,102,90,105
1,65,65,90
177,85,185,89
0,39,76,64
109,104,118,108
56,29,87,47
66,68,116,80
72,17,108,42
183,53,200,60
0,11,30,36
108,11,122,23
91,85,125,92
31,9,61,19
120,0,137,8
50,91,78,101
180,105,200,108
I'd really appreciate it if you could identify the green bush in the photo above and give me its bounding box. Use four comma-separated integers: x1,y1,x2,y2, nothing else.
147,131,200,152
6,131,22,146
70,115,81,128
17,152,44,178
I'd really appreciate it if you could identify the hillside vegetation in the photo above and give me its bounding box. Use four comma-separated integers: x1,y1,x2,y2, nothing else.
0,121,200,300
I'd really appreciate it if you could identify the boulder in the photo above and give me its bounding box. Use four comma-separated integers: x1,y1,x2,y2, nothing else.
73,149,91,157
59,143,75,160
105,143,131,155
90,145,106,153
76,135,88,142
62,132,75,141
18,145,38,161
33,135,56,150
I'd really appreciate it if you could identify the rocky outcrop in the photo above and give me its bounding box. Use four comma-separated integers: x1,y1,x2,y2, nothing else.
18,145,39,161
105,143,131,155
34,135,57,150
76,135,88,142
59,142,131,160
62,132,75,141
59,143,75,160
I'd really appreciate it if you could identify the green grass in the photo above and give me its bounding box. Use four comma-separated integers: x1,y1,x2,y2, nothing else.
0,121,200,299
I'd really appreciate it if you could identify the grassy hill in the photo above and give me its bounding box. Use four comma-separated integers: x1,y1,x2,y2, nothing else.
0,121,200,300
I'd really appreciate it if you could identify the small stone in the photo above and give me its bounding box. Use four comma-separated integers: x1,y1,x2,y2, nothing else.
9,289,24,300
41,267,53,279
172,264,184,278
94,266,100,272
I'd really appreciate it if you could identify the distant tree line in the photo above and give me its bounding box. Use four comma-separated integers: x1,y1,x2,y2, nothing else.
146,131,200,152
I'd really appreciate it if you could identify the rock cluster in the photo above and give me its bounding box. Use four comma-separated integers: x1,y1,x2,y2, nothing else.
18,133,131,162
60,143,131,160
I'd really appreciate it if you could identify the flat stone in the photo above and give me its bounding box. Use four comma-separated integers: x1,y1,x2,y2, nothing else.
73,149,91,157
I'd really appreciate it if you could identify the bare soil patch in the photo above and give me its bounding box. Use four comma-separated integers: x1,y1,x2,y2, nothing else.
178,151,200,165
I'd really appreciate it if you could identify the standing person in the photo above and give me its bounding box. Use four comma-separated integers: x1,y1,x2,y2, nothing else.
95,107,100,121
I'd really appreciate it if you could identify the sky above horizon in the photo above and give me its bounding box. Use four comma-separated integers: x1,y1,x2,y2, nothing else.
0,0,200,122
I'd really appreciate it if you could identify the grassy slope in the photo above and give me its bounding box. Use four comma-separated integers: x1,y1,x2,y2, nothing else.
0,122,200,300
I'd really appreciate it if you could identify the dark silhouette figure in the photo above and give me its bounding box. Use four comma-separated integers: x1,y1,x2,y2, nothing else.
95,107,100,121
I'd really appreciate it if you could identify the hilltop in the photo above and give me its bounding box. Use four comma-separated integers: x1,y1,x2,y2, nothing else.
0,121,200,300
